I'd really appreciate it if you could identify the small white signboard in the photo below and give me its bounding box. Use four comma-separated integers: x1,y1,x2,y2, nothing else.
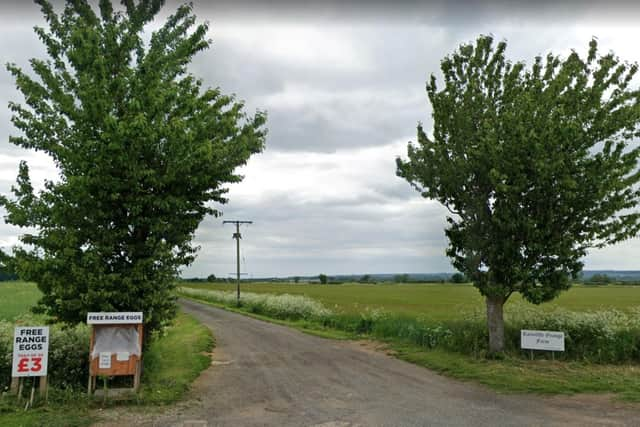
12,326,50,377
87,312,143,324
521,329,565,352
116,352,130,362
99,352,112,369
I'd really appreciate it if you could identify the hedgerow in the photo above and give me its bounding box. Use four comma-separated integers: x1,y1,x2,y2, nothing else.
179,287,333,321
0,314,90,391
180,287,640,363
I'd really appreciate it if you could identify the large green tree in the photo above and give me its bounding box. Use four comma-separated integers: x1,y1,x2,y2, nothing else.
0,250,14,279
397,35,640,353
1,0,266,334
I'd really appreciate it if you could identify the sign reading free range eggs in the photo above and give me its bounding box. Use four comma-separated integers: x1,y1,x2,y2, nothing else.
521,329,565,352
87,312,143,324
12,326,50,377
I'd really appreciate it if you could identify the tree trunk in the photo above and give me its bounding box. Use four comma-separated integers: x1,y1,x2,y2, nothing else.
486,296,505,353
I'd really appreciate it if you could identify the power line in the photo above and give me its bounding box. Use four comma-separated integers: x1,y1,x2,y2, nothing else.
222,220,252,306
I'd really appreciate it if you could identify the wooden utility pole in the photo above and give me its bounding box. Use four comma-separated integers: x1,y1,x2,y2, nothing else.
223,220,252,306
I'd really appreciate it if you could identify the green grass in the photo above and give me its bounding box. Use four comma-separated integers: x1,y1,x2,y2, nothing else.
0,407,94,427
180,283,640,401
140,312,214,403
392,345,640,401
0,281,214,426
0,281,42,320
182,282,640,321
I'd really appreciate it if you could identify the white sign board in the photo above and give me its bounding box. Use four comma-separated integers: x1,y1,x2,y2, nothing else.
12,326,49,377
116,352,130,362
99,352,112,369
87,312,143,324
521,330,565,352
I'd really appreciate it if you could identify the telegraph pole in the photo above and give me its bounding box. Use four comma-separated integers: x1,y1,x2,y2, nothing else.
223,220,252,306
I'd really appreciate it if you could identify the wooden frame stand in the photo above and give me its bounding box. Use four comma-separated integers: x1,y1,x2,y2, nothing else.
87,320,143,395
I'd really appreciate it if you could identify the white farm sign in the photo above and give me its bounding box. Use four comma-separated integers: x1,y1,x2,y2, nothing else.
12,326,49,377
521,329,565,352
87,312,143,324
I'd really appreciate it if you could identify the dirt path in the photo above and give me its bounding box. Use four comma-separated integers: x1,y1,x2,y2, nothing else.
95,299,640,426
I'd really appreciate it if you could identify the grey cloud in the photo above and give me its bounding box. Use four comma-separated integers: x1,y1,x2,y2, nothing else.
1,0,639,278
187,194,452,277
189,0,640,26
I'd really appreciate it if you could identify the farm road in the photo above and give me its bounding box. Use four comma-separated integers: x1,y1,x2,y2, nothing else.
98,299,640,427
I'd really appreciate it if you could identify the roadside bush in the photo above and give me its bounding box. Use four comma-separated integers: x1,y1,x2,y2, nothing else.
502,303,640,363
587,274,612,285
180,287,640,364
0,314,90,391
366,304,640,363
48,323,90,389
178,287,333,321
0,321,12,390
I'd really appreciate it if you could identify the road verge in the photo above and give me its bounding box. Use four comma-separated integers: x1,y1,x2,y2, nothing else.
179,292,640,402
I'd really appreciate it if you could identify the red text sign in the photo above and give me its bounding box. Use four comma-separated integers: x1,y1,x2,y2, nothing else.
12,326,49,377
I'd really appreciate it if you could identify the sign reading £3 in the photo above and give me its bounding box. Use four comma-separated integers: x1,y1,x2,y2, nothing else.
12,326,50,377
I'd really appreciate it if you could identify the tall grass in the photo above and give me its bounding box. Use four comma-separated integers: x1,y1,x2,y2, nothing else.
180,287,640,364
179,287,333,321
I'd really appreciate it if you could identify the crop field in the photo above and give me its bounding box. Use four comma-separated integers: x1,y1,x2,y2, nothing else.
5,280,639,323
0,281,41,320
181,282,640,321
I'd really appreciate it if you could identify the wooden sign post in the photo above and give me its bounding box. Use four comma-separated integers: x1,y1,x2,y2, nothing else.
86,312,144,395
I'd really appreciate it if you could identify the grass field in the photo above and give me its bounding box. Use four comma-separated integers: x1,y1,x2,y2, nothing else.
182,282,640,320
0,281,42,320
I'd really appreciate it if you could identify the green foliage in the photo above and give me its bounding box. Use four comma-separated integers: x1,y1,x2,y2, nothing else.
394,274,410,283
0,251,17,281
206,274,217,282
140,312,213,403
0,403,93,427
588,273,612,284
0,250,12,274
0,1,266,335
179,287,334,321
0,311,212,425
397,35,640,350
503,304,640,363
183,288,640,363
450,273,467,283
394,346,640,400
0,314,90,391
398,34,640,302
319,274,328,284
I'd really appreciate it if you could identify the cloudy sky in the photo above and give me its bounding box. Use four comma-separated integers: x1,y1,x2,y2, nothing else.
1,1,639,278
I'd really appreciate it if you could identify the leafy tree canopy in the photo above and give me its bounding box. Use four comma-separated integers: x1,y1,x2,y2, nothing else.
450,273,467,284
0,249,14,275
397,35,640,351
1,0,266,334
